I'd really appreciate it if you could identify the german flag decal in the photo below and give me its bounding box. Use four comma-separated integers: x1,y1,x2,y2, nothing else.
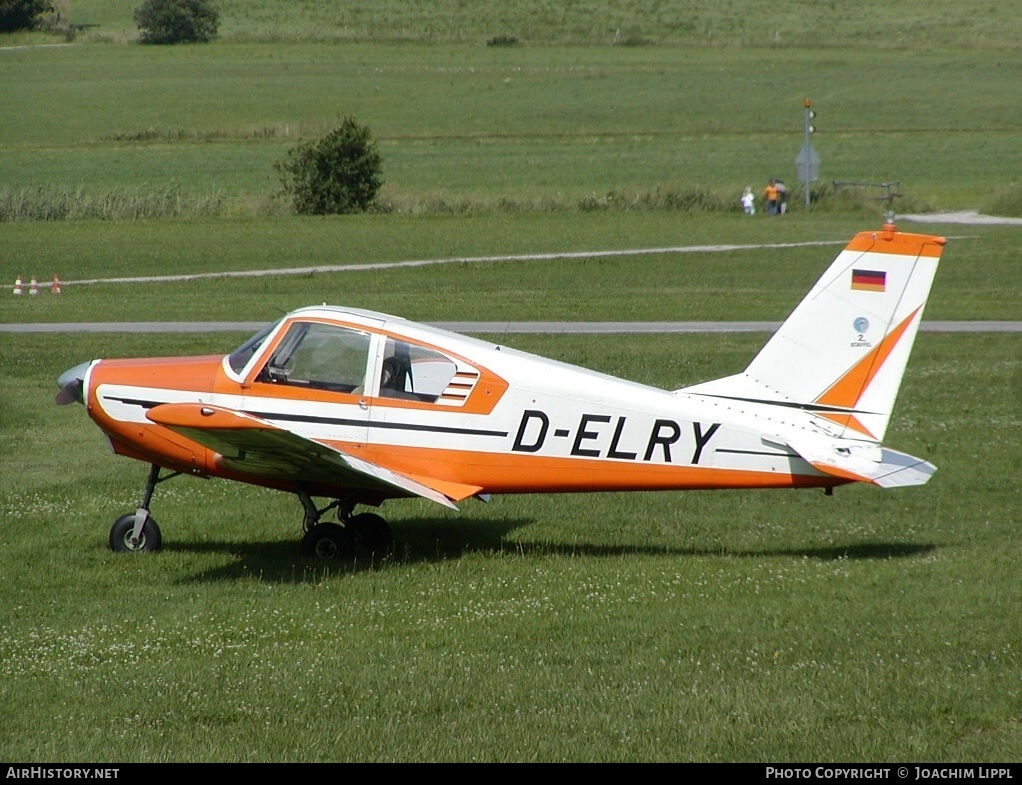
851,269,886,292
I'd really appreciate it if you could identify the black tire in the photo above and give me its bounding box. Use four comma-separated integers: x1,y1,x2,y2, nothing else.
109,512,162,553
348,512,393,553
300,523,355,560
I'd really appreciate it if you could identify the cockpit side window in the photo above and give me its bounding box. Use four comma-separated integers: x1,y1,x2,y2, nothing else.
256,322,371,394
380,338,458,403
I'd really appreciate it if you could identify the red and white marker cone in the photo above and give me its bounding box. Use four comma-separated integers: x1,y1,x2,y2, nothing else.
12,276,23,295
51,275,61,295
29,276,39,295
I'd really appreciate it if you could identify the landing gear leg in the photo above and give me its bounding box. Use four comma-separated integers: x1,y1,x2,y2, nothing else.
109,463,177,553
297,490,393,560
298,490,353,560
298,489,345,533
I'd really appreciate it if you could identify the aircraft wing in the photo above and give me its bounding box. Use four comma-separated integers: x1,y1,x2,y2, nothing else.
146,402,466,509
766,433,937,488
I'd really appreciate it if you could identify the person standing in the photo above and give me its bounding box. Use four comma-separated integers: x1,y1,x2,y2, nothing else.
775,179,788,214
763,179,779,216
741,186,755,215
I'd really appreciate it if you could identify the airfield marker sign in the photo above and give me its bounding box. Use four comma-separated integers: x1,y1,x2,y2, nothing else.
796,99,821,207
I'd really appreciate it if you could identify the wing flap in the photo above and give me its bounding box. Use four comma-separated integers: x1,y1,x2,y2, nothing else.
146,402,459,509
402,473,483,502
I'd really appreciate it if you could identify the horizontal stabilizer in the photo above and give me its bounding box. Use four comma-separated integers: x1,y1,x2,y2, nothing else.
771,433,937,488
869,447,938,488
146,402,459,509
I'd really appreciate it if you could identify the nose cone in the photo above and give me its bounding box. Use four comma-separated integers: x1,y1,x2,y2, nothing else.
55,360,93,405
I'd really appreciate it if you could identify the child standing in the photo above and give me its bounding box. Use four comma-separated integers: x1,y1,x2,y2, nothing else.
741,186,755,215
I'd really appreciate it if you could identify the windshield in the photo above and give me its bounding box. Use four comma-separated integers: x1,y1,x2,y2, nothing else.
227,321,278,375
255,321,371,393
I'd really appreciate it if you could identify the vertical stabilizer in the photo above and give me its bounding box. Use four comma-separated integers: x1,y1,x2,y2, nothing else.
683,224,944,442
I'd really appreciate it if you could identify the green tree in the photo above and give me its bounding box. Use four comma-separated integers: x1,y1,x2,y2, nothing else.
0,0,53,32
276,119,384,215
133,0,219,44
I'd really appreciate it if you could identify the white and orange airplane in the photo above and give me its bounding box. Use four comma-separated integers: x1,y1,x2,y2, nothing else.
56,222,943,558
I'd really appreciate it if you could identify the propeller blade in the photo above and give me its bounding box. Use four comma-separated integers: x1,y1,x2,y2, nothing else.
55,381,83,406
55,361,92,406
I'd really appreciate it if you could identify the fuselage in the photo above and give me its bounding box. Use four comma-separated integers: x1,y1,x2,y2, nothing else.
76,306,834,500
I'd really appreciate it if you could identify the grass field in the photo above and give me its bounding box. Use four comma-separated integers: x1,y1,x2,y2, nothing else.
1,214,1019,325
3,6,1022,215
46,0,1022,48
1,0,1021,764
1,330,1020,761
3,42,1020,213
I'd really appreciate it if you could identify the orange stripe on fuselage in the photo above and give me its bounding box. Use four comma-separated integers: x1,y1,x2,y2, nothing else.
353,442,835,494
96,424,839,499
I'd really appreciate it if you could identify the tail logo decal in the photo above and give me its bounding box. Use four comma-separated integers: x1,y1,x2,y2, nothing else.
851,316,873,348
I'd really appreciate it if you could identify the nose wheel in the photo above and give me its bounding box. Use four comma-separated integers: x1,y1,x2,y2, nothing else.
109,512,162,553
108,464,171,553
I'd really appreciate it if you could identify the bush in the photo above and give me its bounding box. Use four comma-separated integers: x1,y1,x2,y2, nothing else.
0,0,53,32
982,183,1022,218
275,119,383,215
133,0,219,44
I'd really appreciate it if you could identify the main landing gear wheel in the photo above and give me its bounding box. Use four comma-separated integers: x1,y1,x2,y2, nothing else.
300,523,355,561
109,512,163,553
348,512,393,554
